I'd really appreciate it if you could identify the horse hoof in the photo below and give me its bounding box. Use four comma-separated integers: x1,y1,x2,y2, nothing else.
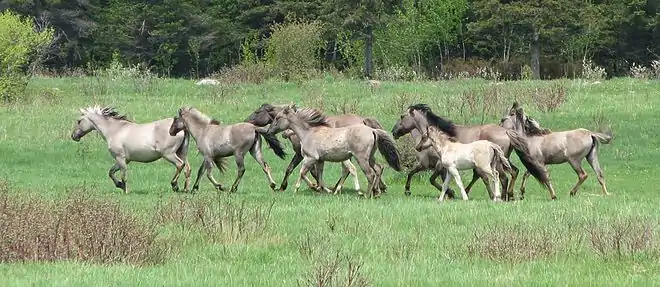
116,181,126,191
216,185,225,192
171,184,180,192
404,190,411,196
270,183,277,190
551,196,558,200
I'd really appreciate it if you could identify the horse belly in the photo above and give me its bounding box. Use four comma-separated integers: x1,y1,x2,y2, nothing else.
127,149,162,163
318,148,351,162
454,157,476,170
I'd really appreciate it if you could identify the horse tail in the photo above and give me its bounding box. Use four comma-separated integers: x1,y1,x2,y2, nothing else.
255,128,287,159
175,129,190,158
505,130,550,186
491,144,512,173
372,129,402,172
591,130,613,144
362,117,384,129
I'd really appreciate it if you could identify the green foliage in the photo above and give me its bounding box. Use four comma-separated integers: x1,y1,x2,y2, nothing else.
264,17,324,81
0,10,54,102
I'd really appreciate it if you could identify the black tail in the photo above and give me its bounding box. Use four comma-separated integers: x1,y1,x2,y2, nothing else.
362,117,384,129
373,129,402,172
175,130,190,158
256,129,287,159
506,130,549,186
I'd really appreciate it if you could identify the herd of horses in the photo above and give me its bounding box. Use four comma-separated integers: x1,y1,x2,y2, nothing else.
70,101,613,201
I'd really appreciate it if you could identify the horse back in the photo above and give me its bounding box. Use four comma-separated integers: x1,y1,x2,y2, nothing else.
327,114,365,128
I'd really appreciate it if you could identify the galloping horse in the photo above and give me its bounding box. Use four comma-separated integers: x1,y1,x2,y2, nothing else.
415,125,512,202
500,102,613,200
405,104,520,200
169,106,286,193
71,106,191,193
266,104,401,197
245,103,387,193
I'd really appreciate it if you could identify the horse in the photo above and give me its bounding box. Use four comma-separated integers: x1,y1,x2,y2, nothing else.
169,106,286,193
391,114,457,199
415,125,512,202
265,104,401,197
405,104,520,200
70,106,192,193
245,103,388,194
500,102,613,200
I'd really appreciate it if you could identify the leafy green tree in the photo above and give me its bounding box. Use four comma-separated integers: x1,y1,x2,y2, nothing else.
0,9,54,102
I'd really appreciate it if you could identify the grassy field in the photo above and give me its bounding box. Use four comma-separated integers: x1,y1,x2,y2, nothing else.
1,75,659,286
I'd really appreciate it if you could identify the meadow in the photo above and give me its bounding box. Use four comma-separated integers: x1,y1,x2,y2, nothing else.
0,75,659,286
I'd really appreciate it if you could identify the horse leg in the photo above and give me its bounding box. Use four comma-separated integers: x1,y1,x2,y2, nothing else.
248,144,277,191
464,169,481,194
372,162,384,197
586,149,609,196
447,166,468,200
191,162,205,192
519,171,530,200
332,160,353,194
162,152,185,192
474,168,494,200
568,159,588,197
354,157,377,198
280,153,303,191
228,153,247,193
206,157,226,191
507,163,519,200
314,161,332,193
438,170,453,202
345,160,362,192
108,163,123,191
295,157,317,193
431,164,457,199
405,164,425,196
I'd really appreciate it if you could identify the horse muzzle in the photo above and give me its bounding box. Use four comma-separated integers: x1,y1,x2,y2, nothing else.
71,132,81,142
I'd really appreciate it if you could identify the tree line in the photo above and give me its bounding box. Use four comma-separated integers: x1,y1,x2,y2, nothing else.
1,0,658,80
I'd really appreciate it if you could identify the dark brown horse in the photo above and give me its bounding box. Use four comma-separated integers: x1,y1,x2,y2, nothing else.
245,103,387,193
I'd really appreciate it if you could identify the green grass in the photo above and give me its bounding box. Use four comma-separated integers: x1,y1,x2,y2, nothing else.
1,76,660,286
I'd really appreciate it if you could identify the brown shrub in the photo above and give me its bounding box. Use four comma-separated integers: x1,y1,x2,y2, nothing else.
587,216,658,260
212,63,274,85
297,232,371,287
155,195,275,244
467,223,559,263
532,82,567,112
0,186,158,265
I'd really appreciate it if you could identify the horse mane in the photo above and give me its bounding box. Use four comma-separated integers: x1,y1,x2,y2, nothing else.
180,106,218,125
81,106,132,122
523,117,552,136
294,107,329,127
407,104,457,137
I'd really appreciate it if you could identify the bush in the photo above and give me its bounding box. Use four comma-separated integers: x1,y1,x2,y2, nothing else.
0,186,159,265
0,10,54,103
265,16,324,81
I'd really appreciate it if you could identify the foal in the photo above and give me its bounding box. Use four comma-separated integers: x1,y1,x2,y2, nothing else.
416,126,512,202
71,106,191,193
169,106,286,193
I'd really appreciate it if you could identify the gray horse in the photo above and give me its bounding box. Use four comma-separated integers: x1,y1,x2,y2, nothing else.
71,106,191,193
266,104,401,197
169,106,286,193
500,102,613,200
245,103,387,193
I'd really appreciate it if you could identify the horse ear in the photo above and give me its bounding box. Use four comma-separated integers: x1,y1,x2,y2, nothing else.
511,101,519,110
79,108,85,114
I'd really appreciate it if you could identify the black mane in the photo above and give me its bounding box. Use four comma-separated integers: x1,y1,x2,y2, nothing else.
407,104,457,137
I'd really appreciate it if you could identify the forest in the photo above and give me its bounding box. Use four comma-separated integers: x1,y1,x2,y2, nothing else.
0,0,659,80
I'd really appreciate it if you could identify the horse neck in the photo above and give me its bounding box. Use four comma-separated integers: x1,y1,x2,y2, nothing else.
88,115,129,141
286,116,312,140
182,114,213,140
410,129,424,144
430,133,452,152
